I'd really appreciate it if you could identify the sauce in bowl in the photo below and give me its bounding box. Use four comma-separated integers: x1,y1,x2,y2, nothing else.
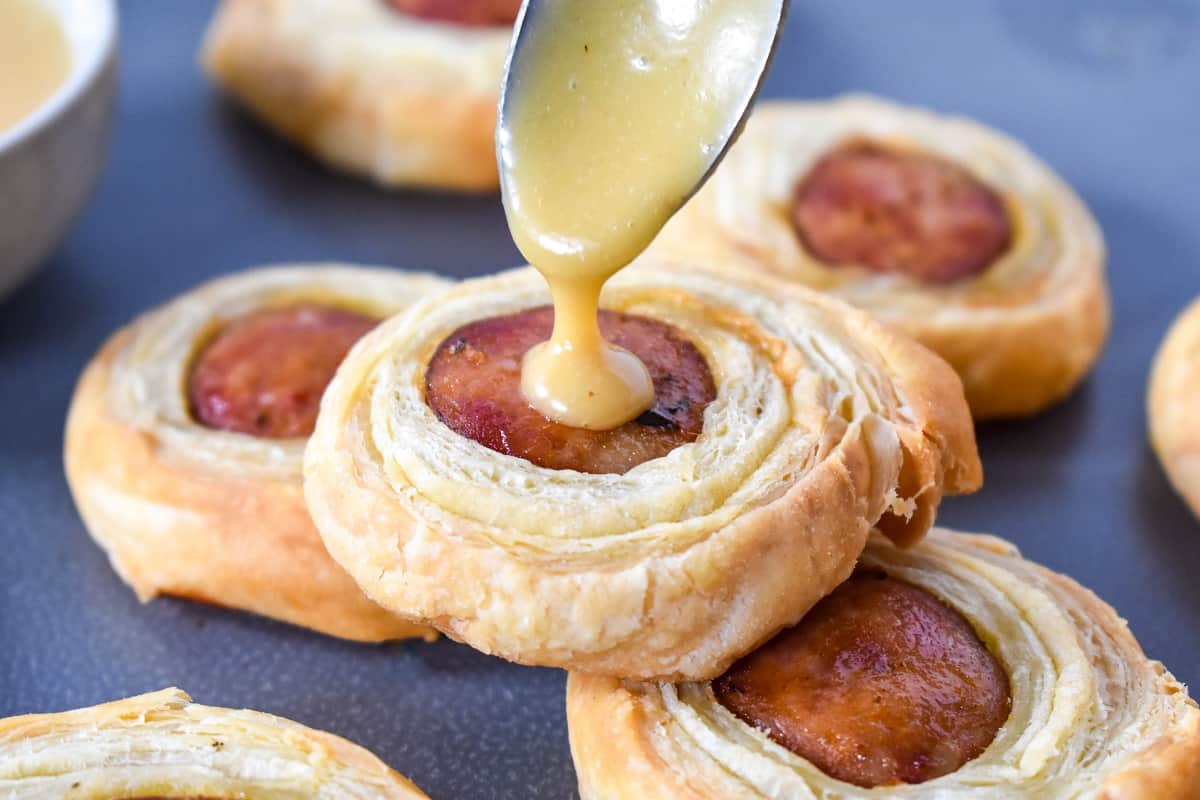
0,0,72,134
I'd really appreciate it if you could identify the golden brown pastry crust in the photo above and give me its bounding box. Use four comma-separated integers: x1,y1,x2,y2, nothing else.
64,264,449,642
304,264,980,680
201,0,512,191
567,528,1200,799
0,688,429,799
650,95,1111,419
1148,296,1200,521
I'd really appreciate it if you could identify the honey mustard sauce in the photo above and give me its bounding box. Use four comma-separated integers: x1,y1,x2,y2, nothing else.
0,0,72,134
498,0,786,430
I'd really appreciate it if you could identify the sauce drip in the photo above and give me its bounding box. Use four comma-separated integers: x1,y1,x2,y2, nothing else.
498,0,784,430
425,306,716,473
0,0,72,134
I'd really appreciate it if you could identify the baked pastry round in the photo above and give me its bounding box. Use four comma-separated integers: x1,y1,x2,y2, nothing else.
1148,296,1200,520
304,264,981,680
567,527,1200,798
65,264,449,642
649,95,1111,419
202,0,517,191
0,688,428,798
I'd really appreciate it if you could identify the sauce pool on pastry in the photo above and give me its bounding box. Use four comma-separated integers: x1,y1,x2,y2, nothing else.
713,570,1011,788
188,304,377,439
383,0,522,26
792,139,1012,283
425,306,716,474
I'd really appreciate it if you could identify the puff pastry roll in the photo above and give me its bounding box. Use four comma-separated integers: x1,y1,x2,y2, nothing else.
202,0,518,191
304,264,981,680
567,528,1200,799
1149,296,1200,521
650,95,1111,419
0,688,428,799
65,264,449,642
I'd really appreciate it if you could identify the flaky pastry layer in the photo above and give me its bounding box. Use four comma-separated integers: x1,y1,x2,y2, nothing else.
64,264,449,642
202,0,512,191
567,528,1200,799
650,95,1110,419
304,264,980,679
0,688,427,799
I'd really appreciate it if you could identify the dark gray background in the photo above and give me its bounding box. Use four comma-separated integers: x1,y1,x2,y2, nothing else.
2,2,1198,797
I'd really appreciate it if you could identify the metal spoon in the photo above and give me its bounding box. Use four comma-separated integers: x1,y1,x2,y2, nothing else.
497,0,791,241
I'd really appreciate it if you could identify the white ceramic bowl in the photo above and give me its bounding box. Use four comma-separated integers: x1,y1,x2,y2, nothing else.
0,0,117,299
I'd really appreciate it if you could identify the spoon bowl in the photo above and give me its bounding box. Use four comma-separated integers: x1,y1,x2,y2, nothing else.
497,0,791,271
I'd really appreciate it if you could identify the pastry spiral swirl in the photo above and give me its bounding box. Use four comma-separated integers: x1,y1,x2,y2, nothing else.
567,528,1200,799
0,689,428,799
650,95,1110,419
304,264,980,679
65,264,448,642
